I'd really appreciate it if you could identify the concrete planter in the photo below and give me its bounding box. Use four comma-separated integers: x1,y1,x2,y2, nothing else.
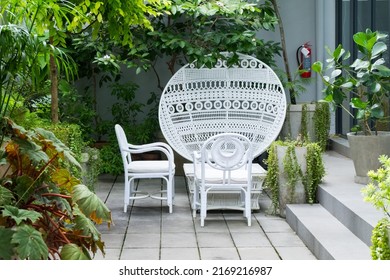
277,145,307,217
281,103,316,142
347,132,390,184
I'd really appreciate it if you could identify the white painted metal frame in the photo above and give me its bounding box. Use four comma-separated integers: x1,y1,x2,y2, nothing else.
115,124,175,213
193,133,253,226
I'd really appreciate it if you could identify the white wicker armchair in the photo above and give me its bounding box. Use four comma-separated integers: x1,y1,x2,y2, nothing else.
158,52,287,211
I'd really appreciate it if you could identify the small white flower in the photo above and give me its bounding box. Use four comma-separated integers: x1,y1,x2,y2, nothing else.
103,54,110,60
216,1,224,7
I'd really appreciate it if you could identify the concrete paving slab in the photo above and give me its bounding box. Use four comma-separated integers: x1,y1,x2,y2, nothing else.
94,171,316,260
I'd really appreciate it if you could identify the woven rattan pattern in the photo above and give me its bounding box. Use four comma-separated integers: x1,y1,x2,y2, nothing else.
159,53,287,161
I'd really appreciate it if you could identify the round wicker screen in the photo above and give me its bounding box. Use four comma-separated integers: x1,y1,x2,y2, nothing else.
159,53,287,161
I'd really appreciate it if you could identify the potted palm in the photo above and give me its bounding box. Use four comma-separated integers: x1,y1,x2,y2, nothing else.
313,29,390,184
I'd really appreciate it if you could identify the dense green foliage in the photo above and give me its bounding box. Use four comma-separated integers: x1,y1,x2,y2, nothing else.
370,218,390,260
362,154,390,218
362,155,390,260
0,119,111,259
129,0,280,81
313,29,390,135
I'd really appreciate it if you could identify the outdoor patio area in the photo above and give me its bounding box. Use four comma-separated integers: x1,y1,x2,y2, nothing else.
93,175,316,260
92,146,381,261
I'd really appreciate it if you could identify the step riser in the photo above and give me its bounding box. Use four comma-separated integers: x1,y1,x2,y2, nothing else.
317,186,373,246
286,207,334,260
286,204,371,259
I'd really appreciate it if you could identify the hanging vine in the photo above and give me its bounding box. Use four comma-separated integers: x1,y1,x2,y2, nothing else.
314,102,331,151
303,143,325,203
282,144,303,203
264,140,325,215
300,103,309,142
265,143,280,213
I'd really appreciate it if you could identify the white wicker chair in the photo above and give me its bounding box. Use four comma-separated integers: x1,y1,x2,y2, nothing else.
193,133,253,226
158,52,286,210
115,124,175,213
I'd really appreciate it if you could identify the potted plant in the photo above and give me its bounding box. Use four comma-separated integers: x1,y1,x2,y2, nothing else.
361,154,390,259
264,138,325,217
312,29,390,184
281,100,331,151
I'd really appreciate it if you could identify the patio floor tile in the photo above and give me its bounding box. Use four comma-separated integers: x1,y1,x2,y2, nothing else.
93,173,316,260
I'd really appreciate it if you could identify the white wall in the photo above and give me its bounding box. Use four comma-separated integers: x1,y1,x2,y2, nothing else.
259,0,336,104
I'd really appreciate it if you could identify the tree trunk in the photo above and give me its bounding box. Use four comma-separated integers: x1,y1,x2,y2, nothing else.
49,37,59,123
271,0,296,104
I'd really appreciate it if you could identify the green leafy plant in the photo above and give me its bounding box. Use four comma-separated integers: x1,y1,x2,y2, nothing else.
370,218,390,260
97,81,159,175
362,155,390,259
314,102,331,151
312,29,390,135
2,0,168,123
282,102,330,151
264,140,325,214
126,0,280,90
362,154,390,218
0,118,111,259
99,141,124,176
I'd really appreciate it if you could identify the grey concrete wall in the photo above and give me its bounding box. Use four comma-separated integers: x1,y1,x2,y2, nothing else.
258,0,336,105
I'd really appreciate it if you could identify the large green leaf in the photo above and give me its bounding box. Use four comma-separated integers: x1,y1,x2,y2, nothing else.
11,224,48,259
353,30,376,51
350,97,367,109
60,243,90,260
6,121,48,165
351,58,370,70
374,64,390,77
14,138,49,165
35,128,81,169
371,105,385,119
14,175,35,204
0,185,14,206
331,88,345,105
0,227,14,259
311,61,323,73
72,184,111,225
372,42,387,58
2,205,42,225
51,168,81,192
332,44,344,61
73,206,101,241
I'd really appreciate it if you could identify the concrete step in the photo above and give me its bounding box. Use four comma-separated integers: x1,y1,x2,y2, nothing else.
285,151,384,260
318,151,385,246
317,183,382,247
286,204,371,260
